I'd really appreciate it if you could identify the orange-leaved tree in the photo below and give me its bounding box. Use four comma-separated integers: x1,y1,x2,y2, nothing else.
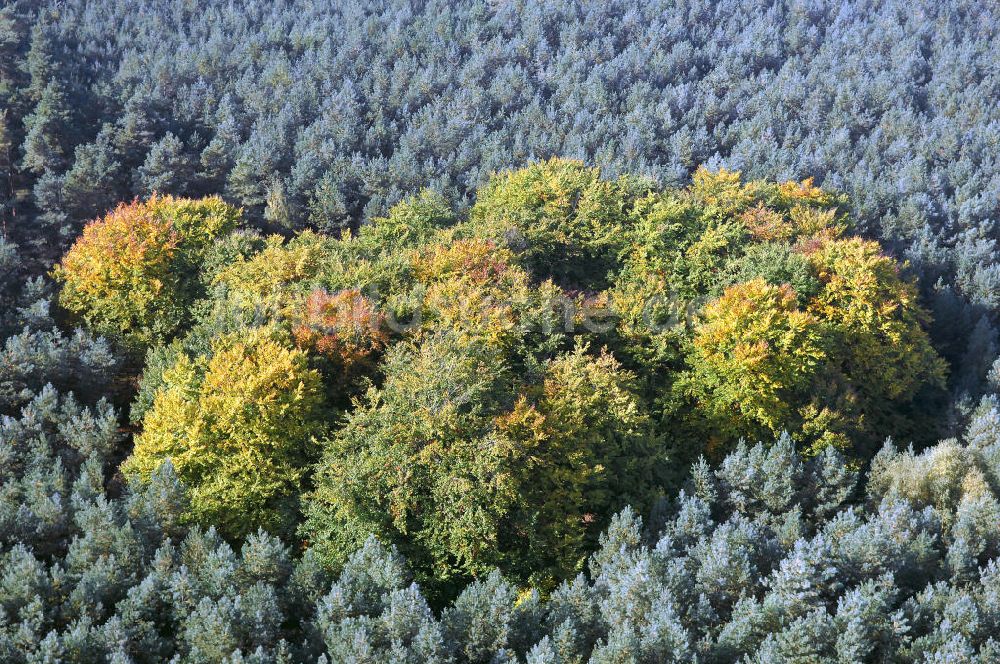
54,194,240,348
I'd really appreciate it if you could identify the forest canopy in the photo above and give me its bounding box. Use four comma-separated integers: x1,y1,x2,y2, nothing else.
2,0,1000,661
44,161,948,601
4,159,991,660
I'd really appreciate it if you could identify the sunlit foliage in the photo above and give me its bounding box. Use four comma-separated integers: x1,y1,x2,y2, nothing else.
123,326,324,539
54,195,240,348
45,160,952,603
290,287,388,383
684,279,828,444
3,0,1000,654
468,158,650,287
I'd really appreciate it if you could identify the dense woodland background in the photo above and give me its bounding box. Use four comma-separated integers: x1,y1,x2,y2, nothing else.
3,0,1000,661
4,0,1000,415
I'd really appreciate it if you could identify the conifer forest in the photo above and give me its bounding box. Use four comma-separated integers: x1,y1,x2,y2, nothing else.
4,0,1000,661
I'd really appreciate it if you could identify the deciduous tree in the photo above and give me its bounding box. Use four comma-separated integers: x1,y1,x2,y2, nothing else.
124,326,325,540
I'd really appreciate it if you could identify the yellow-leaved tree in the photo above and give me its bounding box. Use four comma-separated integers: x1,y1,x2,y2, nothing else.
683,279,829,445
467,157,651,287
680,238,947,457
806,237,948,404
123,326,325,539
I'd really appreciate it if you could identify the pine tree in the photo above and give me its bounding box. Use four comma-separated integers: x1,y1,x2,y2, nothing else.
22,20,55,104
0,111,15,228
20,79,71,174
55,129,125,235
136,132,194,197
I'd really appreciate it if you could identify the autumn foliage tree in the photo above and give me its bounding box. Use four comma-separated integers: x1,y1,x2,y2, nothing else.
47,160,953,600
684,279,829,445
467,157,651,288
679,239,947,456
123,326,324,539
290,287,388,388
806,237,948,407
301,332,658,597
54,194,240,348
595,167,946,458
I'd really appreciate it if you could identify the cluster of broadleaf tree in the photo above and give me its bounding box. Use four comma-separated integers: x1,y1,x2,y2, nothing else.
1,0,1000,403
3,158,1000,661
2,0,1000,660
